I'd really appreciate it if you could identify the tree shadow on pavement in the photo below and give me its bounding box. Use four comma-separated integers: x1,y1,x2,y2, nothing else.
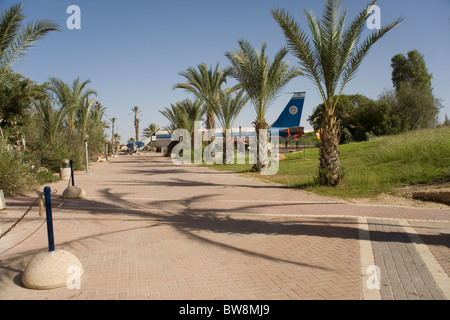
56,188,450,253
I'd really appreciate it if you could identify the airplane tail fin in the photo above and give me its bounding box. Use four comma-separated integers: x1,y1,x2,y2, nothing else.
271,92,305,128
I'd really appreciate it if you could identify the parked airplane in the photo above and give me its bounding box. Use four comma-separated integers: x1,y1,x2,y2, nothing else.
151,92,307,149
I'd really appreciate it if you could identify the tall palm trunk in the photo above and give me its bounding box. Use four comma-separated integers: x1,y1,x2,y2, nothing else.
222,130,227,164
111,121,115,145
318,104,342,186
253,119,270,172
205,110,215,131
222,129,233,165
206,109,216,157
135,116,140,141
131,106,141,142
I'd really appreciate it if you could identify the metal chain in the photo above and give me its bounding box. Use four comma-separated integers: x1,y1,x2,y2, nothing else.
0,196,41,240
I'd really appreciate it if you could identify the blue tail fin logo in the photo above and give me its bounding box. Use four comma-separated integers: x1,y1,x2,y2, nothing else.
271,92,305,128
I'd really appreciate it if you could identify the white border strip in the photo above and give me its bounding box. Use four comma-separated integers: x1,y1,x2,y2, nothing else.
399,219,450,300
358,217,381,300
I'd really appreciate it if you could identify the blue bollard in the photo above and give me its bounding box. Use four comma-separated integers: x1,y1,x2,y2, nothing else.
44,187,55,252
70,160,75,187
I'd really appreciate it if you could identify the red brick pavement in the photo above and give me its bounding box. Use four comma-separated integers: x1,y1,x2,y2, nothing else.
0,153,448,300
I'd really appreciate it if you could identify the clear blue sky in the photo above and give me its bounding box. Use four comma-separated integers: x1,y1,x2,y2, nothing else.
4,0,450,142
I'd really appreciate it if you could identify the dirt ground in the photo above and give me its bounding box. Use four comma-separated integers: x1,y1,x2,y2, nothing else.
347,182,450,210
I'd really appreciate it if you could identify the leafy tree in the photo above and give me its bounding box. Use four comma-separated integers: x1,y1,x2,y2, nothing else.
444,115,450,127
272,0,402,186
0,70,46,128
308,94,370,132
309,94,401,143
391,50,432,91
349,100,402,141
389,50,441,130
393,85,441,130
225,40,299,172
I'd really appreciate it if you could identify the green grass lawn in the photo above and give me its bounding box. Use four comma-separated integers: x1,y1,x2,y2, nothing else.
206,127,450,199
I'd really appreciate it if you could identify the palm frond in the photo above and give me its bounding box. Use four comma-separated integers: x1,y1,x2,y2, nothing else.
0,3,24,55
271,8,326,102
272,0,402,107
35,98,70,146
0,18,59,77
46,77,97,134
174,62,229,112
78,97,97,135
338,17,403,98
226,39,299,122
213,89,249,130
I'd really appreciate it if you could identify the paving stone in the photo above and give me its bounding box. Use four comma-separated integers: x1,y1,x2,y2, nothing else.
0,154,448,300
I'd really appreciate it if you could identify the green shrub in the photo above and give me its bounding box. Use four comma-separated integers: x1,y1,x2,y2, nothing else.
0,146,39,196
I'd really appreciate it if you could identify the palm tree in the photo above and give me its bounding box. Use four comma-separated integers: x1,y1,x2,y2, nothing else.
113,132,121,155
159,104,185,131
110,117,117,146
225,40,300,172
91,101,107,125
90,101,110,136
34,98,70,146
211,88,249,163
77,95,97,137
173,63,230,136
131,106,142,141
0,3,60,81
160,99,205,138
159,99,205,155
45,77,71,128
0,70,48,125
143,123,160,141
163,124,177,135
177,99,205,138
272,0,402,186
47,77,97,135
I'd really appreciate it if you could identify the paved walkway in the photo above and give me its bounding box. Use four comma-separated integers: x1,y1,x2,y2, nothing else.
0,153,449,300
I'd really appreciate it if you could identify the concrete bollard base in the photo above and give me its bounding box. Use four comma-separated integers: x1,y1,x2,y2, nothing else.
62,186,86,199
0,190,5,210
22,249,84,290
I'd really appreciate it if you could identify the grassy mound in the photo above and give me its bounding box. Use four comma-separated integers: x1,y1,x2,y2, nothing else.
209,127,450,199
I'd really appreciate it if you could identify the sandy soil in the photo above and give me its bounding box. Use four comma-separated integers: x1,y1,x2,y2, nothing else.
347,182,450,210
